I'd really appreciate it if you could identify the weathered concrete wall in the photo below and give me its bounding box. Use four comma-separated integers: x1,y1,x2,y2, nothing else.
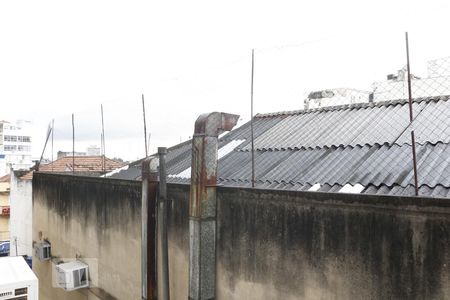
166,183,190,300
216,188,450,300
9,171,33,256
165,184,450,300
33,173,142,300
31,175,450,299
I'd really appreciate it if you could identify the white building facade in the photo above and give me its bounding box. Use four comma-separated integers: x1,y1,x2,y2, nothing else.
9,171,33,257
304,88,371,109
0,120,33,176
304,57,450,109
372,57,450,102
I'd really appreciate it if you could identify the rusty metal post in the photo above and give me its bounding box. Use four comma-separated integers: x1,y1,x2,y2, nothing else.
158,147,170,300
142,156,159,300
189,112,239,300
250,49,256,188
405,32,419,196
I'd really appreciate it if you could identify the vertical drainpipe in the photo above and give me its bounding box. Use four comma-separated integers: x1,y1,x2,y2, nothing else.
142,157,159,300
189,112,239,300
158,147,170,300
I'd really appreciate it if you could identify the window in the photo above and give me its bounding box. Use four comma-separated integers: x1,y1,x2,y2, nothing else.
4,145,17,151
18,136,31,142
4,135,17,142
14,287,28,296
18,145,31,152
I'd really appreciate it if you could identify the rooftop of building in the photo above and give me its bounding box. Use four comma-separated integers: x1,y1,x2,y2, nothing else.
109,95,450,198
21,156,125,180
0,174,11,183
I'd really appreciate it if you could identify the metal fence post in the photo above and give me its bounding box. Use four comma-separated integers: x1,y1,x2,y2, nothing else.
405,32,420,196
142,157,159,300
158,147,170,300
189,112,239,300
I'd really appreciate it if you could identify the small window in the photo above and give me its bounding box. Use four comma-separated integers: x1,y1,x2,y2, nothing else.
4,145,17,151
15,287,28,296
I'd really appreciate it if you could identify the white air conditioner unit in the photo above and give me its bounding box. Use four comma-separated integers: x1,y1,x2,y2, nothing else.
56,261,89,291
0,256,38,300
34,241,51,261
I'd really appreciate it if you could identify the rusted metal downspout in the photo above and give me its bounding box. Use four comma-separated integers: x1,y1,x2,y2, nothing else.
142,157,159,300
189,112,239,300
158,147,170,300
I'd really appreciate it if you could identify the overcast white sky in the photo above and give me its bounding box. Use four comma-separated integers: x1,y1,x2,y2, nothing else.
1,0,450,161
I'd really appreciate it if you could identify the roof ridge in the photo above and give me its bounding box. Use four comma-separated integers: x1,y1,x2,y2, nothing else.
255,95,450,118
236,141,450,152
365,182,450,190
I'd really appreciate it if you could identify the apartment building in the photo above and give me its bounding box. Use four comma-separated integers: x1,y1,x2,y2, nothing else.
0,120,33,177
0,174,10,243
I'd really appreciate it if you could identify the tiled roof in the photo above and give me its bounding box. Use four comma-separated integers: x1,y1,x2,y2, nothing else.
21,156,124,180
109,96,450,197
0,174,11,183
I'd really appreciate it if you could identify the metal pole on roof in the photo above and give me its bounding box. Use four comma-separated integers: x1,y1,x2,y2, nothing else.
158,147,169,300
405,32,419,196
51,119,54,172
141,156,159,300
72,113,75,175
142,94,149,158
250,49,256,188
101,133,104,170
37,122,52,172
101,104,106,173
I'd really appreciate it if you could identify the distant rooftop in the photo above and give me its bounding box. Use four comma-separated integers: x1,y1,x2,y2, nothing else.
21,156,125,180
0,174,10,183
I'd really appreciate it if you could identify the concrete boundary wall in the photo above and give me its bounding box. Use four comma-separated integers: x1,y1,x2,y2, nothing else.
217,187,450,299
31,174,450,299
32,173,142,300
167,184,450,300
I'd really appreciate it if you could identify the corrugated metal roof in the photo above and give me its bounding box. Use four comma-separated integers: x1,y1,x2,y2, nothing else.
242,97,450,150
109,96,450,197
214,142,450,188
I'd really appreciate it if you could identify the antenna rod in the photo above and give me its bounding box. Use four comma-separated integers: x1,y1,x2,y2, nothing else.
101,133,104,172
405,32,419,196
142,94,149,157
51,119,54,172
37,122,52,171
72,113,75,175
250,49,256,188
101,104,106,173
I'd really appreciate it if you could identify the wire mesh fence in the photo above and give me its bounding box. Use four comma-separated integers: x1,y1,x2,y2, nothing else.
181,33,450,198
31,32,450,198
